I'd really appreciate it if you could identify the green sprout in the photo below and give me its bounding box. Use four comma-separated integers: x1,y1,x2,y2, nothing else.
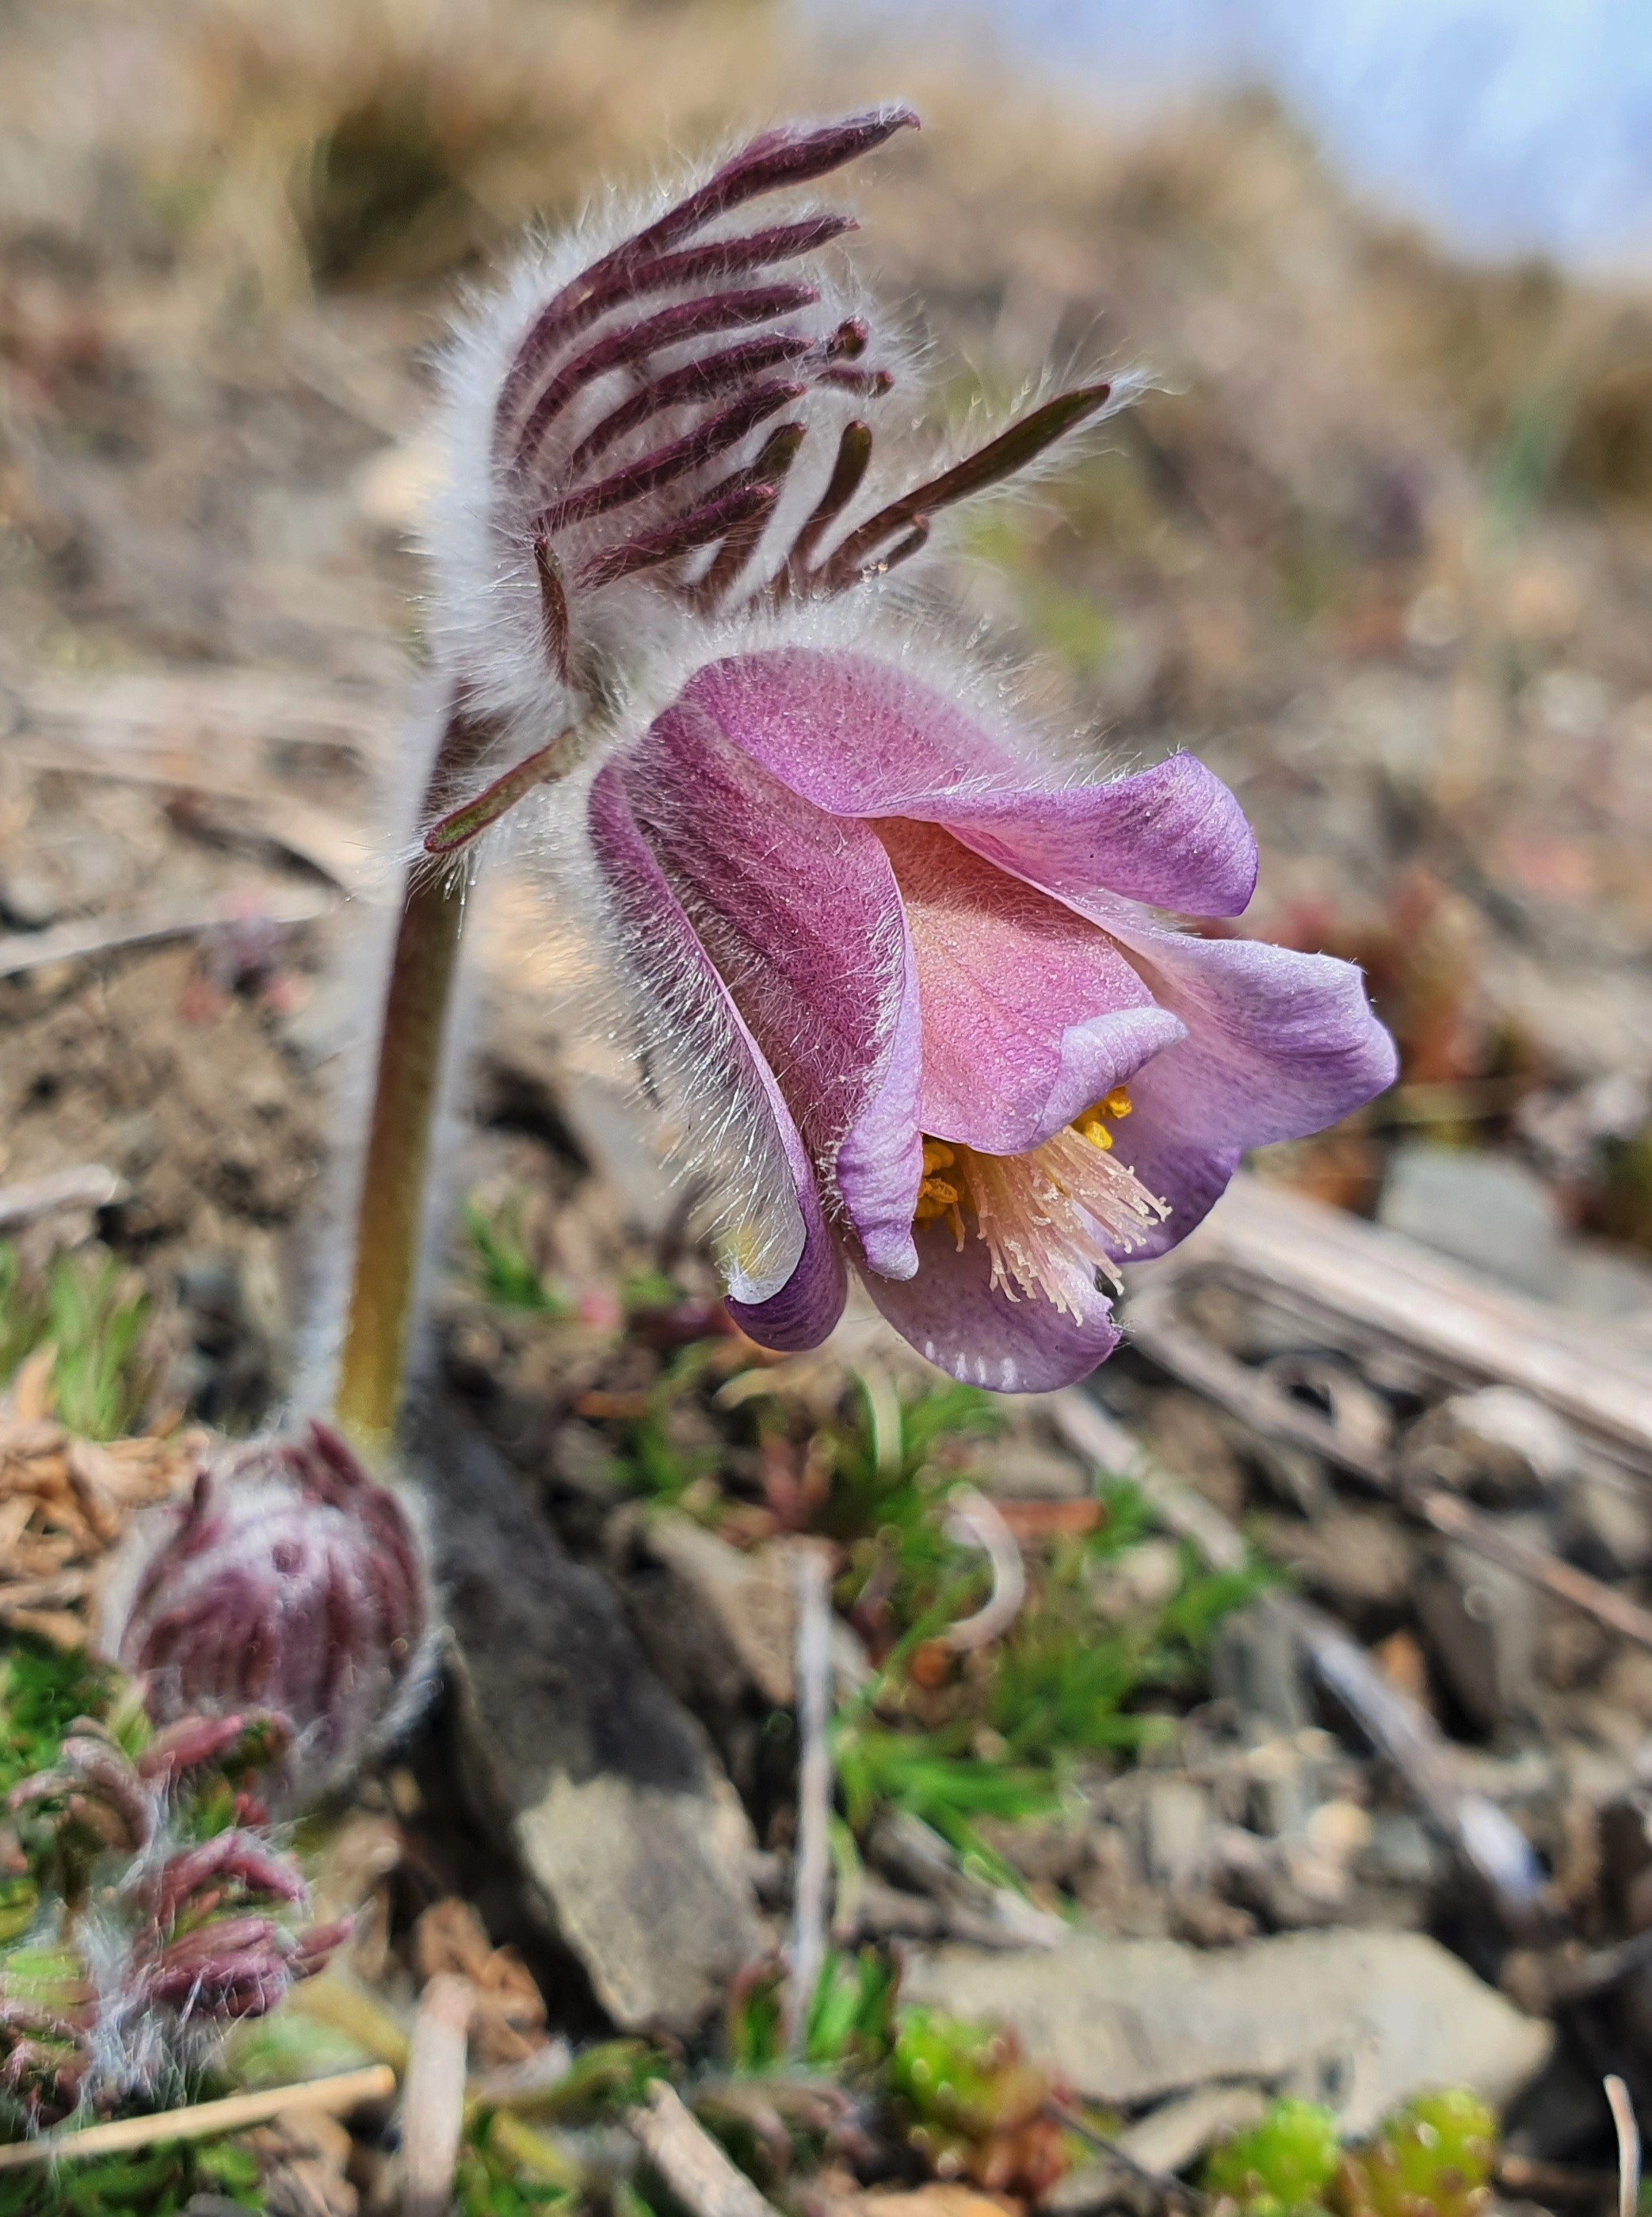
464,1200,571,1316
0,1246,154,1441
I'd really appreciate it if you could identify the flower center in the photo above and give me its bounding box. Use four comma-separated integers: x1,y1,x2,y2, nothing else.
911,1087,1169,1319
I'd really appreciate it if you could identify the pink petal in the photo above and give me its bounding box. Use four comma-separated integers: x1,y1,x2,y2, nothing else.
615,693,923,1276
1085,922,1399,1261
684,649,1259,918
860,1218,1122,1392
589,762,846,1346
876,817,1186,1153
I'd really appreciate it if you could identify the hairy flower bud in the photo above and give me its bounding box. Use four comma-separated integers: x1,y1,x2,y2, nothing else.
2,1714,343,2122
98,1420,433,1807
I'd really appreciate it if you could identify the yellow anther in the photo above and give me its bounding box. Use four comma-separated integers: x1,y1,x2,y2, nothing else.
1073,1084,1135,1154
921,1138,956,1173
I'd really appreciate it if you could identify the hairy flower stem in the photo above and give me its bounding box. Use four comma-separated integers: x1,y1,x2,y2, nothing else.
336,703,490,1448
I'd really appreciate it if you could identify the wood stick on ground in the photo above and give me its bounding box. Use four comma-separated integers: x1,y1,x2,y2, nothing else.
0,2063,396,2172
1150,1173,1652,1465
1496,2154,1623,2205
0,888,332,983
1045,2099,1208,2211
627,2082,782,2217
787,1542,834,2058
402,1973,475,2217
1124,1280,1652,1656
1047,1389,1248,1572
1607,2074,1640,2217
1418,1490,1652,1651
0,1166,127,1231
1280,1593,1547,1933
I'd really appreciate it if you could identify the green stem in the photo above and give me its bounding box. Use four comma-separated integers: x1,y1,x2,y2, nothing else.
335,700,491,1449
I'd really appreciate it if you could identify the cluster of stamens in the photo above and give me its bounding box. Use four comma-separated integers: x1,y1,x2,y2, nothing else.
911,1088,1169,1318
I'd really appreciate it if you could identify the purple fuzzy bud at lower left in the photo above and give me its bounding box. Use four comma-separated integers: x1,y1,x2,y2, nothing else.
97,1420,434,1810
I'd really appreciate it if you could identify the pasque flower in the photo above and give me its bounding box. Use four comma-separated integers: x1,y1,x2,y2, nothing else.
99,1420,432,1806
424,107,1397,1391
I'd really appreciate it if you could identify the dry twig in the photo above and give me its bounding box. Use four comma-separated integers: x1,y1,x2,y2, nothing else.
1607,2074,1641,2217
0,2064,395,2172
628,2082,781,2217
0,1167,127,1231
786,1543,834,2057
402,1973,475,2217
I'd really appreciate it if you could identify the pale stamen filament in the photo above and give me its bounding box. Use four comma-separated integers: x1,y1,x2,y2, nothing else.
910,1086,1169,1319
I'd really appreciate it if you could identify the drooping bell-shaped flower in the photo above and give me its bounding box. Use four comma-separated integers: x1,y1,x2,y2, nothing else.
588,644,1396,1390
98,1420,432,1807
422,109,1398,1390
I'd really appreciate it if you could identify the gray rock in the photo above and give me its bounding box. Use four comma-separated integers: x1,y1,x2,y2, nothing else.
1211,1603,1311,1736
620,1510,798,1710
1414,1540,1538,1734
1378,1146,1562,1296
901,1927,1551,2135
418,1401,761,2035
1139,1777,1214,1890
975,1439,1090,1501
1559,1468,1652,1578
1402,1387,1579,1506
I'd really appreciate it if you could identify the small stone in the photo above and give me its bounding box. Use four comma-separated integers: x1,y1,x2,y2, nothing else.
1559,1469,1652,1578
1378,1147,1562,1295
1139,1776,1213,1889
1089,1538,1183,1620
1358,1811,1444,1888
901,1927,1552,2135
1402,1387,1580,1507
1413,1540,1538,1734
1254,1509,1417,1625
1139,1391,1249,1522
1211,1602,1311,1736
975,1439,1089,1501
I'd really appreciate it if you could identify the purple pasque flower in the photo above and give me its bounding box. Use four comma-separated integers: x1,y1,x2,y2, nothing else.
425,105,1396,1390
589,643,1397,1391
98,1420,433,1807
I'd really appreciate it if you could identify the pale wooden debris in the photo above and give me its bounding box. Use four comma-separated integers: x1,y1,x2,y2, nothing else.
0,2063,395,2170
786,1544,834,2058
401,1973,474,2217
1607,2073,1641,2217
1146,1173,1652,1467
0,1167,127,1232
1122,1272,1652,1655
0,887,334,982
0,1406,204,1643
628,2082,782,2217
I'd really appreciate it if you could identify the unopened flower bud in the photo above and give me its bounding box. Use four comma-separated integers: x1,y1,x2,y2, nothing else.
99,1420,433,1807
